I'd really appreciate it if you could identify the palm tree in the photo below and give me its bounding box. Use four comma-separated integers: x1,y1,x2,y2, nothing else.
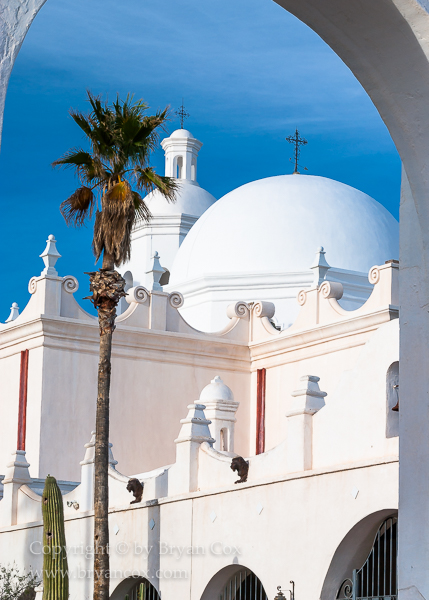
53,91,177,600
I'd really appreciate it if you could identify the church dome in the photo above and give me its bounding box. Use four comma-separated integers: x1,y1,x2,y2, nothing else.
146,180,216,218
170,128,194,139
169,175,399,286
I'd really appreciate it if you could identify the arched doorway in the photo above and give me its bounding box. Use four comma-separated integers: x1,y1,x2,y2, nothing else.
110,577,160,600
321,510,398,600
201,566,268,600
336,516,397,600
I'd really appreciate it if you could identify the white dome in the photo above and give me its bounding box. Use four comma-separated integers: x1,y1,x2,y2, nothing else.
147,180,216,218
170,175,399,285
199,376,234,403
170,128,194,138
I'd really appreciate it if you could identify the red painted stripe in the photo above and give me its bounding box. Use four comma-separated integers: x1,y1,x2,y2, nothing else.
256,368,266,455
17,350,29,451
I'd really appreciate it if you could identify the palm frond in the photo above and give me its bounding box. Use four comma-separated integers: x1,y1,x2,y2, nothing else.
52,149,106,185
52,148,93,168
69,111,93,138
135,167,177,203
132,191,152,223
56,92,175,264
60,187,95,227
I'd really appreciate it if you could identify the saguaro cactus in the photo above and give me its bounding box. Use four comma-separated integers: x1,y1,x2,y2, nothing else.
42,475,69,600
124,582,146,600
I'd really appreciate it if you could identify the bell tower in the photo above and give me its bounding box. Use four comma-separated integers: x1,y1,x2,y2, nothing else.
121,128,216,294
162,129,203,184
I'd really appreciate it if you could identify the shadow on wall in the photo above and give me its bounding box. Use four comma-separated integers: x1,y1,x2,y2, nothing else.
320,509,398,600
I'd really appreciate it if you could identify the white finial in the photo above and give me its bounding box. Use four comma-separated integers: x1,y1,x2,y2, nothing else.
40,234,61,276
288,375,327,416
199,376,235,403
80,431,117,468
108,442,118,469
174,403,215,446
5,302,19,323
2,450,31,485
80,431,96,466
310,246,331,287
146,251,165,291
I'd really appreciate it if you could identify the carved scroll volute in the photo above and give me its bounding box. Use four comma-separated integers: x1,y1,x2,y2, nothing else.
226,301,250,319
297,289,307,306
62,276,79,294
319,281,344,300
368,266,381,285
253,301,275,319
28,277,38,295
168,292,184,309
126,286,150,305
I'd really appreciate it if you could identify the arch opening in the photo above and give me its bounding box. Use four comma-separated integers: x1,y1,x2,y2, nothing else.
191,157,197,181
321,510,398,600
177,155,183,179
110,577,160,600
200,566,268,600
220,427,229,452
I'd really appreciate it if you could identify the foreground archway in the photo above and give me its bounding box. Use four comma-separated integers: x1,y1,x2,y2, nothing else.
270,5,429,598
2,0,429,598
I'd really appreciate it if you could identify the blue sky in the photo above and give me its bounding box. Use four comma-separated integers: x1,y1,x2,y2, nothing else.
0,0,401,321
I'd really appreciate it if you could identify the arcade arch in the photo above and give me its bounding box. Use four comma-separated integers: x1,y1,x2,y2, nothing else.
321,510,398,600
200,566,268,600
110,577,160,600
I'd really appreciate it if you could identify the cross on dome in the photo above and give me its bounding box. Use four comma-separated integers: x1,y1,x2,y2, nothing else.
175,99,190,129
285,129,308,174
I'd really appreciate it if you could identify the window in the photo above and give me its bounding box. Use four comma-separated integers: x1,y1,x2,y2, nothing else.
177,155,183,178
220,428,228,452
386,362,399,438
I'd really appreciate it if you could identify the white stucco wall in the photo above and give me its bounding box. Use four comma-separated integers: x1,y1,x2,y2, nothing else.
0,250,399,486
0,460,398,600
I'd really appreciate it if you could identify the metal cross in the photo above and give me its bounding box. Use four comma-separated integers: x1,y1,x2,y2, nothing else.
175,99,190,129
285,129,308,173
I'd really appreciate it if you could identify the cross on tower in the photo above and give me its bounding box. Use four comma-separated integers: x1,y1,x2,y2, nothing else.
285,129,308,174
175,99,190,129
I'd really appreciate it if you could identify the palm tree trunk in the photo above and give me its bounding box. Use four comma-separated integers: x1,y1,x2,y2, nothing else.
86,266,126,600
94,328,112,600
102,252,115,271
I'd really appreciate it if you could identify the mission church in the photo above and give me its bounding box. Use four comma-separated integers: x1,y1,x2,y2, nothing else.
0,124,400,600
